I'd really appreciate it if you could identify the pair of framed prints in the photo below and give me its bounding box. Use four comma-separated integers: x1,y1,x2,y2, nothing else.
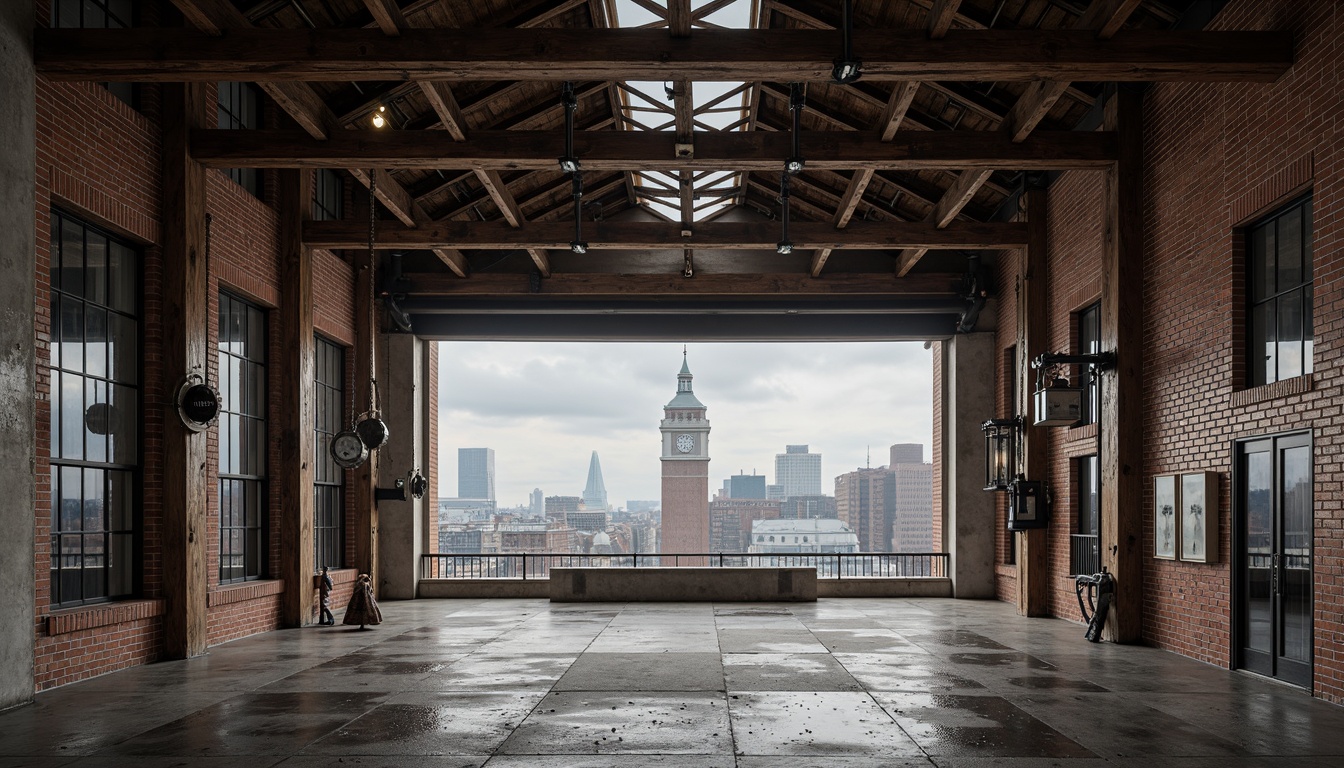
1153,472,1218,563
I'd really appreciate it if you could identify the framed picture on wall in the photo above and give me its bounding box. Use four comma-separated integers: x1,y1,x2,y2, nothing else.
1180,472,1219,563
1154,474,1179,560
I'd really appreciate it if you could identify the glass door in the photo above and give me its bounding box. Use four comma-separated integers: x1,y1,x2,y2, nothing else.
1236,432,1312,687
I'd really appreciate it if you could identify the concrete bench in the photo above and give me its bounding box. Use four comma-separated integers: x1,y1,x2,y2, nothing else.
548,567,817,602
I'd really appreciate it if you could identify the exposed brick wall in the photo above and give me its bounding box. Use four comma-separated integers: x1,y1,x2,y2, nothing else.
988,0,1344,704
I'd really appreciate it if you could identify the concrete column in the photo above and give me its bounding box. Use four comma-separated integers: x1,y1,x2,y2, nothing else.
0,0,35,710
945,332,996,599
376,333,425,599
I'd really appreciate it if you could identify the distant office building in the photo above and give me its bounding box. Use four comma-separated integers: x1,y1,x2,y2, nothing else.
438,528,483,554
889,443,923,465
710,498,782,552
779,495,837,520
631,520,660,553
748,518,859,554
890,445,933,553
458,448,496,501
728,472,767,500
626,500,660,514
545,495,583,518
766,484,785,501
531,488,544,517
835,467,895,552
438,497,496,523
775,444,822,497
566,510,608,533
583,451,609,511
498,523,574,554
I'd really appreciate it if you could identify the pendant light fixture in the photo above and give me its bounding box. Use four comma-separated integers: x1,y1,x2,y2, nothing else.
832,0,862,84
559,81,587,254
777,84,804,255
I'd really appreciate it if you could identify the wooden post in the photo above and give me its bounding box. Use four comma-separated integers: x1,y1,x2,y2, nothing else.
161,83,210,658
1016,184,1050,617
1100,86,1144,643
352,247,379,590
278,169,315,626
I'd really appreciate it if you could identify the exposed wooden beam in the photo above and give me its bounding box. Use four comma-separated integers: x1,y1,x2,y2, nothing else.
817,2,959,277
895,0,1147,275
36,28,1294,83
161,82,211,660
404,272,963,297
190,129,1118,171
304,218,1027,251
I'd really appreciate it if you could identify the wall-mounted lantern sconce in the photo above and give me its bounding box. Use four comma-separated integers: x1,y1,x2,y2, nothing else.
981,416,1021,492
1031,351,1116,427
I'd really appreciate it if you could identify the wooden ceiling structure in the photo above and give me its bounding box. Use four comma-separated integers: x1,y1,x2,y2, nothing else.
35,0,1291,340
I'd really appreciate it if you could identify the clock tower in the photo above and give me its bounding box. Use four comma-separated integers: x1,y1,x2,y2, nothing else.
660,350,710,554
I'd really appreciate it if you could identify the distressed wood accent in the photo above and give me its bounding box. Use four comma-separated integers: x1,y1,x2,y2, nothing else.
304,218,1028,251
36,29,1294,83
1100,87,1143,644
189,129,1118,171
160,82,210,660
1016,185,1049,618
277,169,316,628
404,272,961,297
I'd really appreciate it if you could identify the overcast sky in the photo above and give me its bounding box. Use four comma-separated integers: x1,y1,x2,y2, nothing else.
437,342,933,508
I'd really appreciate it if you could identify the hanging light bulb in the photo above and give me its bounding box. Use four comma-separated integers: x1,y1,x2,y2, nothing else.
372,105,387,129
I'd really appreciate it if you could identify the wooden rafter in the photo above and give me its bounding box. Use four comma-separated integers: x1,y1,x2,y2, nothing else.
359,0,550,276
894,0,1146,276
402,272,962,297
189,129,1118,171
814,0,962,277
36,28,1293,83
303,218,1029,251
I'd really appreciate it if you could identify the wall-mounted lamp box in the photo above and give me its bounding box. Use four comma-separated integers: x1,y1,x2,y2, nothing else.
1007,479,1049,531
1034,386,1083,427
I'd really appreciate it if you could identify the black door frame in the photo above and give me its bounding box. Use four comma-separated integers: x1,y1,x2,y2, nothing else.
1231,429,1314,689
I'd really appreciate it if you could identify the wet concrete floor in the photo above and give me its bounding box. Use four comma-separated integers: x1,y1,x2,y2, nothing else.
3,597,1344,767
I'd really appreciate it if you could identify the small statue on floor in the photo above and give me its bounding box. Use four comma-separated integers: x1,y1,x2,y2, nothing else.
317,565,335,626
343,572,383,629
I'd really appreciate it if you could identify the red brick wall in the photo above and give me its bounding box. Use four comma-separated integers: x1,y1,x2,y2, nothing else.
989,0,1344,704
661,460,710,553
31,70,359,687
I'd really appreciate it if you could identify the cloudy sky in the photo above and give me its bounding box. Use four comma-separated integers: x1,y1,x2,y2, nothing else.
437,342,933,508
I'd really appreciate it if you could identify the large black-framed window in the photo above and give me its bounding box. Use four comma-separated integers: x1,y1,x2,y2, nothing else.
217,82,263,197
218,293,268,583
314,337,346,570
1070,455,1100,576
51,0,140,110
1076,302,1101,425
313,170,344,221
1249,196,1313,387
50,211,140,606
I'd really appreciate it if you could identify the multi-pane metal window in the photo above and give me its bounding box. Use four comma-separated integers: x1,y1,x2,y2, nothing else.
1249,196,1313,386
1077,302,1101,425
314,338,346,570
49,211,139,606
51,0,139,109
313,170,344,221
1071,455,1101,576
217,82,262,197
218,293,268,583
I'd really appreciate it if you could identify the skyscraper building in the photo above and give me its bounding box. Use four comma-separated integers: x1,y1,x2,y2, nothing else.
530,488,544,518
660,350,710,554
775,444,822,498
835,467,894,552
457,448,495,501
583,451,609,511
889,444,933,553
890,443,923,465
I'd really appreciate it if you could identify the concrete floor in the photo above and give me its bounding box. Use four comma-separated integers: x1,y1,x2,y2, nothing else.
3,598,1344,767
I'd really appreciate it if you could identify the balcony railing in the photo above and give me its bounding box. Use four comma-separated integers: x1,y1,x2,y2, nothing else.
1070,534,1101,576
421,552,948,580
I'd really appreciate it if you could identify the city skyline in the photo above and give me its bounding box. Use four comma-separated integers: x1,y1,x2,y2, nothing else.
436,342,933,507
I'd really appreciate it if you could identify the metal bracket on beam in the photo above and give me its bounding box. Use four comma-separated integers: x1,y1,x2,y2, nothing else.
675,142,694,160
1031,351,1116,371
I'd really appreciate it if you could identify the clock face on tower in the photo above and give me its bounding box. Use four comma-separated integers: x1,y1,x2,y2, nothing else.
676,433,695,453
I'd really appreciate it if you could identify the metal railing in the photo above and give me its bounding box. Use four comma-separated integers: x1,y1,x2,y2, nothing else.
420,552,948,580
1070,534,1100,576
